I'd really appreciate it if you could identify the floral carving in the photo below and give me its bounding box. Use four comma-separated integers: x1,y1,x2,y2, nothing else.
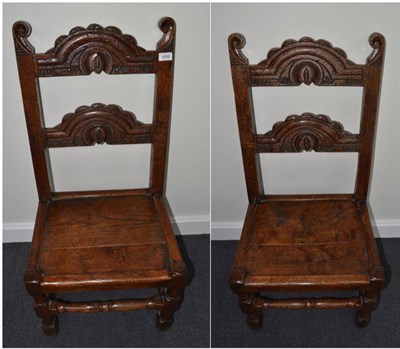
256,113,359,152
36,23,155,76
45,103,152,147
34,20,175,77
262,37,354,64
45,23,145,55
248,36,366,86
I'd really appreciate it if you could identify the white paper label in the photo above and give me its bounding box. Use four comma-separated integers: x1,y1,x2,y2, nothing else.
159,52,173,61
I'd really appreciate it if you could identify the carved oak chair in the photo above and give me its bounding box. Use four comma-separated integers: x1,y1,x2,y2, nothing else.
228,33,385,329
13,18,187,335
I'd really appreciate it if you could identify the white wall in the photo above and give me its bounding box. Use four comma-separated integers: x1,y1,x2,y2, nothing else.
211,3,400,239
3,3,400,242
3,3,210,241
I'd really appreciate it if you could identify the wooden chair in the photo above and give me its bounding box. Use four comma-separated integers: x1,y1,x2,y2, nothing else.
13,18,187,335
228,33,385,329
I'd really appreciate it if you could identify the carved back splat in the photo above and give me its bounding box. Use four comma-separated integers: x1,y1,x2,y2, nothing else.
13,18,176,198
255,113,359,153
45,103,153,147
228,33,385,201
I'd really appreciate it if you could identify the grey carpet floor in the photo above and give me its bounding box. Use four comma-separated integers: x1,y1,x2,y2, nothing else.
3,234,210,348
211,238,400,348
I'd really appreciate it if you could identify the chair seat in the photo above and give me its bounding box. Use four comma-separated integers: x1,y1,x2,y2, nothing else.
36,192,174,293
242,198,373,292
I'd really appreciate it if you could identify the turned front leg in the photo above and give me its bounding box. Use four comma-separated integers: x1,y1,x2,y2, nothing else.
357,289,378,327
156,261,187,330
239,292,263,330
156,287,181,330
33,294,58,335
25,269,58,335
357,268,384,328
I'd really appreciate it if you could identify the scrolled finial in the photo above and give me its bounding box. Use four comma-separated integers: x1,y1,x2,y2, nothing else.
12,20,35,55
367,32,385,66
13,20,31,38
157,17,176,51
228,33,246,50
158,17,176,34
228,33,248,65
369,32,385,49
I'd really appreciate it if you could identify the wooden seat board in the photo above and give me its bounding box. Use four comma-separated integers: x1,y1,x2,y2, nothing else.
41,243,169,276
42,195,164,250
41,270,172,293
39,195,171,284
246,241,369,277
250,200,364,245
245,200,369,286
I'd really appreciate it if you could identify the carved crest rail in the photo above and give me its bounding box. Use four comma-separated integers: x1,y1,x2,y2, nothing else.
228,33,385,87
13,18,175,77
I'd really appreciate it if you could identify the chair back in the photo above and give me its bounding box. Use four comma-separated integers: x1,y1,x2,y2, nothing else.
13,18,176,200
228,33,385,202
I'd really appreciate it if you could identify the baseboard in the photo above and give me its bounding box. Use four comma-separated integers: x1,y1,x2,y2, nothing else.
210,222,242,240
170,215,210,236
211,220,400,240
2,223,35,243
2,215,210,243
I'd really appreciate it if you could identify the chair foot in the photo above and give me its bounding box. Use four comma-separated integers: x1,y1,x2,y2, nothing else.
356,312,371,328
238,292,263,330
156,310,174,331
246,311,262,330
42,315,58,336
31,292,59,336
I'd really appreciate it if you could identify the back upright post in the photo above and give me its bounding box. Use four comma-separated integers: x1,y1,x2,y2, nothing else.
13,21,54,201
354,33,385,201
228,33,264,203
150,17,176,196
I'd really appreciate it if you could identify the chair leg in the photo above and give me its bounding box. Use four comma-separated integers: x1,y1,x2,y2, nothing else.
356,267,384,328
356,288,380,328
156,261,187,331
156,287,179,330
239,292,263,330
246,310,263,331
25,270,58,335
33,294,58,336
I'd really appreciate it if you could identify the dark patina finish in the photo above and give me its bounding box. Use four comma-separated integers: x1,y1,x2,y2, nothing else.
13,18,187,335
228,33,385,329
